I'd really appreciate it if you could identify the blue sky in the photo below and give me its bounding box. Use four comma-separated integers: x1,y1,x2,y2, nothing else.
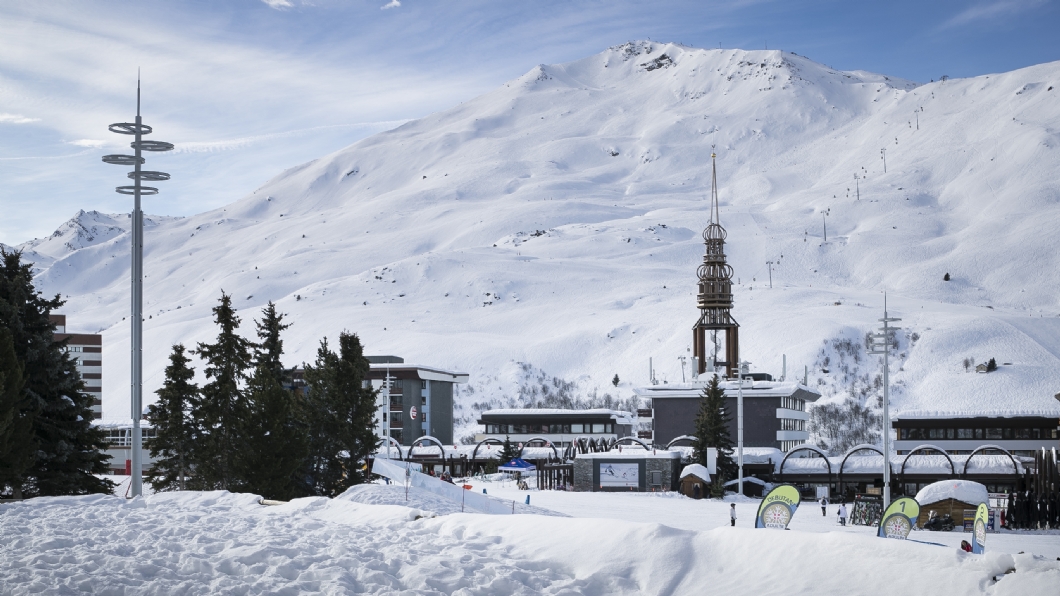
1,0,1057,244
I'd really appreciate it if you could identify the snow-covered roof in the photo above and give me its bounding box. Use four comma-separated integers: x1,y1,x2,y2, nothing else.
575,450,681,460
680,463,711,481
776,454,1023,475
915,480,989,507
479,409,635,425
92,419,154,429
368,363,468,383
634,381,820,402
893,409,1060,419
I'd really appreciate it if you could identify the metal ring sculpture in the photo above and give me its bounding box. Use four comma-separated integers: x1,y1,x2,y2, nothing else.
471,437,504,461
666,435,697,450
837,444,884,495
898,444,955,479
408,435,447,457
962,444,1020,476
613,436,652,451
778,445,833,484
517,437,559,460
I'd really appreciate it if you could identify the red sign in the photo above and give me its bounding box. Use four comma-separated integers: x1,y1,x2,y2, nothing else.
410,406,418,420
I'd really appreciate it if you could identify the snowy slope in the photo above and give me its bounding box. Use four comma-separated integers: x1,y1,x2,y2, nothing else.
12,42,1060,433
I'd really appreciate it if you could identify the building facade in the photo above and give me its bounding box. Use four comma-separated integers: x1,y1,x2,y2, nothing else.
51,314,102,419
366,356,468,447
892,411,1060,457
635,379,821,451
475,409,634,448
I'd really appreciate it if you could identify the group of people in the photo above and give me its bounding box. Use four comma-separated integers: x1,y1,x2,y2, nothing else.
1005,490,1059,530
819,497,848,526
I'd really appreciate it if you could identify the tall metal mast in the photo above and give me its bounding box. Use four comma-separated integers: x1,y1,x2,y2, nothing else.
103,78,173,497
868,293,900,510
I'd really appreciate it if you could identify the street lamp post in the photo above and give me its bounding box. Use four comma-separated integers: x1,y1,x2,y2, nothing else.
868,294,900,510
737,360,750,497
102,80,173,498
766,261,773,288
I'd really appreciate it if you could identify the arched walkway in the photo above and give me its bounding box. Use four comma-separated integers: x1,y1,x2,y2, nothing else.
379,436,404,460
837,444,883,495
666,435,697,450
613,436,652,451
778,445,833,485
409,435,447,457
471,437,503,461
518,437,560,460
898,444,954,477
962,444,1021,476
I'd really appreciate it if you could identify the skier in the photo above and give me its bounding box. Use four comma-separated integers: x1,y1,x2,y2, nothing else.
820,496,828,516
730,503,737,527
838,503,848,526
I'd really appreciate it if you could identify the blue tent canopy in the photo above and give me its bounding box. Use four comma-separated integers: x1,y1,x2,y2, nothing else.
498,458,537,472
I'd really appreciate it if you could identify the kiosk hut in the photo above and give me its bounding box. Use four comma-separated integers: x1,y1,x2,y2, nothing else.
679,464,711,499
914,480,988,528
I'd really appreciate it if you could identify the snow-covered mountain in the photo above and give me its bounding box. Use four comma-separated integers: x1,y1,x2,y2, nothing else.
13,42,1060,438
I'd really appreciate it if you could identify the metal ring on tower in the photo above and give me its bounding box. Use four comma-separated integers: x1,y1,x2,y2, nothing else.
130,140,174,152
127,171,170,181
102,154,146,166
116,186,159,195
109,122,153,135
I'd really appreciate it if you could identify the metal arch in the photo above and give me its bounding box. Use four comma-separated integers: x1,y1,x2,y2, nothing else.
409,435,447,457
962,444,1020,476
379,436,404,461
778,445,833,482
614,436,652,451
838,444,884,493
898,444,955,477
666,435,697,450
471,437,504,460
517,437,559,460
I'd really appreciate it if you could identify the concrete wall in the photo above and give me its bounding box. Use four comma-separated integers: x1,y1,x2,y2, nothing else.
573,456,679,492
652,395,783,449
429,380,453,445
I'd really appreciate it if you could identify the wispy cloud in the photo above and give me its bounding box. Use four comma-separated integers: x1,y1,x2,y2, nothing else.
0,113,40,124
381,0,400,9
940,0,1045,29
261,0,294,9
68,139,106,148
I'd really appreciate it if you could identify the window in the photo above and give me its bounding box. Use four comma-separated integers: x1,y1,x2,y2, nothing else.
591,423,604,433
928,429,941,439
974,428,984,439
946,428,955,439
562,424,571,433
421,380,427,389
1032,428,1040,439
1015,429,1031,439
780,419,805,431
957,429,973,439
571,424,583,433
421,396,426,405
986,428,1003,440
383,413,387,422
1002,428,1013,440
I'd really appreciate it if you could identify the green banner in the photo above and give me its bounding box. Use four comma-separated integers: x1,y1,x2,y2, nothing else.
972,503,988,554
756,484,801,529
877,497,920,539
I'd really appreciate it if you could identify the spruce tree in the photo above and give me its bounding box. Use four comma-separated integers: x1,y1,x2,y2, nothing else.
500,434,518,462
302,332,379,497
237,365,308,500
253,301,290,386
0,248,112,497
0,328,30,493
191,291,254,490
693,374,737,496
146,344,198,491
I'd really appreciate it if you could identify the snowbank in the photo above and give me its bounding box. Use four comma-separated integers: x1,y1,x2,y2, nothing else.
916,480,989,507
2,490,1057,594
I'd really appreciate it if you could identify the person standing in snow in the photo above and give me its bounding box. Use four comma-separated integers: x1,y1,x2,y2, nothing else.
820,496,828,516
838,503,848,526
730,503,736,527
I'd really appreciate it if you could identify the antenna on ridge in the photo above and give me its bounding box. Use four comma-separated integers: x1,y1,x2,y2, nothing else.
710,126,720,225
137,69,141,117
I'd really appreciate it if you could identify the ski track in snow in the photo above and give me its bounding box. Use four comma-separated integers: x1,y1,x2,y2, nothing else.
1,489,1058,595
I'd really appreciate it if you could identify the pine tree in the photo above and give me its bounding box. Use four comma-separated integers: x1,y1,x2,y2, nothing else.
500,434,518,462
0,248,112,498
253,301,290,386
0,328,29,493
237,365,308,500
146,344,198,491
191,291,254,490
693,375,736,496
302,332,379,497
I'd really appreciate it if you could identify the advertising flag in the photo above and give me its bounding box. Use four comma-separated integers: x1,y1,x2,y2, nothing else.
755,485,801,529
877,497,920,539
972,503,988,554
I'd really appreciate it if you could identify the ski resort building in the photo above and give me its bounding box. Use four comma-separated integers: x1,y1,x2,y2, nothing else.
365,356,468,448
93,420,158,475
891,411,1060,457
635,379,821,451
50,314,102,419
475,409,635,448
